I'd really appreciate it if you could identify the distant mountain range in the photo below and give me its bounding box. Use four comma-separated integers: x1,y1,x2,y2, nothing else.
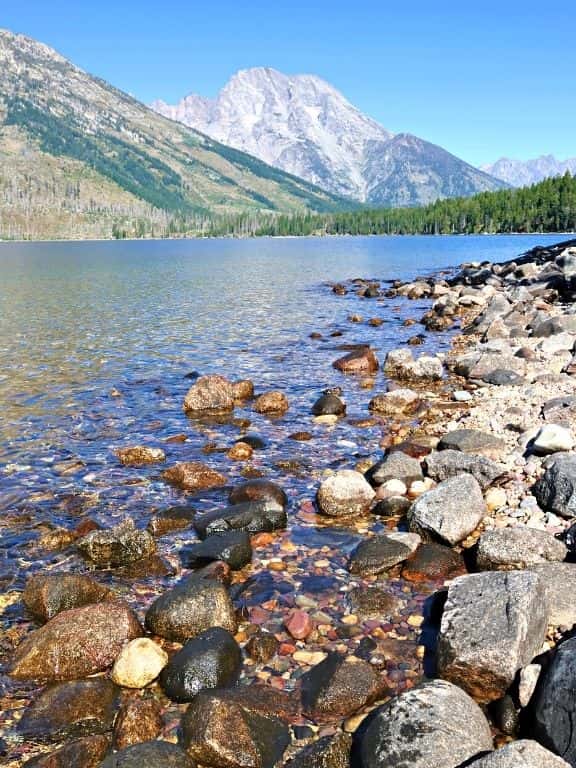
152,67,507,208
482,155,576,187
0,30,346,239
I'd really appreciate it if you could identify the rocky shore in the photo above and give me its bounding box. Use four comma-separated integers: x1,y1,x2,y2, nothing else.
3,237,576,767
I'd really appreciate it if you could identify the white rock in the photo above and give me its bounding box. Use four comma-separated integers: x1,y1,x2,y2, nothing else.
111,637,168,688
533,424,575,454
453,390,473,402
518,663,542,707
317,470,375,517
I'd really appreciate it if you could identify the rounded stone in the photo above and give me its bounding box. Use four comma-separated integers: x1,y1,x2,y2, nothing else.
316,470,375,517
254,391,289,414
111,638,168,688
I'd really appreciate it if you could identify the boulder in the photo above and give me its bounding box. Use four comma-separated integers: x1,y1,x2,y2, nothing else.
111,638,168,688
161,462,227,492
184,374,235,414
482,369,525,386
532,425,575,455
145,573,236,642
368,389,420,416
529,563,576,627
408,474,486,545
301,652,383,722
333,347,379,374
402,542,466,583
232,380,254,400
101,741,195,768
160,627,242,702
115,446,166,465
437,571,549,702
360,679,493,768
533,316,576,337
253,391,289,414
181,530,252,570
424,450,504,490
349,533,420,576
10,602,142,681
384,349,443,380
77,518,156,567
229,479,288,508
22,735,110,768
530,635,576,766
22,573,114,622
476,528,567,571
438,429,506,460
17,678,119,741
193,501,287,539
542,396,576,426
467,740,570,767
284,733,352,768
181,688,291,768
316,470,375,517
312,393,346,416
533,454,576,517
113,697,164,749
368,451,423,486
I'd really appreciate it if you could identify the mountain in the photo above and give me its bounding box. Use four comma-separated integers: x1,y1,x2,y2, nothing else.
481,155,576,187
0,31,347,240
152,67,506,207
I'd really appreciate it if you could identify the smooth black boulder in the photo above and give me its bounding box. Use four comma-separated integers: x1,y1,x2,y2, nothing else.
229,479,288,509
180,530,252,570
311,393,346,417
159,626,242,703
193,500,287,539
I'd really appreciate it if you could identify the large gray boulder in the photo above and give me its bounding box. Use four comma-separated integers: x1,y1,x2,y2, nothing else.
530,635,576,766
533,454,576,518
530,562,576,627
408,474,486,545
425,450,504,489
360,679,492,768
183,374,235,414
369,451,423,486
437,571,549,702
468,740,570,767
438,429,506,460
476,527,567,571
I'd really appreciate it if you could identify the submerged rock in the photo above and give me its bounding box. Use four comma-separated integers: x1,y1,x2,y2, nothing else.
316,470,375,517
160,627,242,702
180,530,252,570
360,680,492,768
115,446,166,465
22,573,114,622
77,518,156,567
147,506,196,537
184,374,235,414
161,461,227,492
312,392,346,416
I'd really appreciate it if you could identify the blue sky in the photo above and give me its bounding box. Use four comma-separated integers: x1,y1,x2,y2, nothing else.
2,0,574,166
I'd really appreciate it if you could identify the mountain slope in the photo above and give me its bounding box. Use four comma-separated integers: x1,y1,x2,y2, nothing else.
153,67,506,206
482,155,576,187
0,30,348,240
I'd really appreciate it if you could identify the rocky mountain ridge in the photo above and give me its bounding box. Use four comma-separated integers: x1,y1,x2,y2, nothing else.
482,155,576,187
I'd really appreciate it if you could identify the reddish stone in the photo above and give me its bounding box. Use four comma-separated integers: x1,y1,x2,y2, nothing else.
401,543,467,583
161,462,227,492
285,610,313,640
249,607,270,625
114,696,163,749
279,642,297,656
251,532,275,547
333,347,379,374
74,519,101,537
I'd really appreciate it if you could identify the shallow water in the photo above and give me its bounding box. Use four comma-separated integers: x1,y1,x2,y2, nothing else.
0,233,569,759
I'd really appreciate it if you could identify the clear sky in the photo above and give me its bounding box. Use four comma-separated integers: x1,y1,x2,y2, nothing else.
2,0,574,166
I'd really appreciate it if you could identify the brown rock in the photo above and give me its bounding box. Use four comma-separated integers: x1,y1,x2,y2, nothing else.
401,543,467,583
147,506,196,536
254,391,289,414
77,518,156,567
10,601,143,681
333,347,379,374
232,380,254,400
348,586,401,619
22,573,114,623
229,479,288,509
184,374,235,414
115,446,166,466
114,697,164,749
162,462,227,492
285,733,352,768
245,631,280,663
227,442,254,461
22,735,110,768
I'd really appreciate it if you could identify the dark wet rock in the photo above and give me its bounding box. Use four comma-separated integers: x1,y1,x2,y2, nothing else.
360,679,493,768
116,446,166,466
290,526,362,551
254,390,289,414
245,630,279,662
476,528,567,571
333,346,379,374
489,694,519,736
17,678,119,742
311,393,346,417
101,741,195,768
402,542,467,582
424,450,504,490
368,451,423,486
437,571,549,703
114,697,164,749
481,368,525,385
113,555,175,580
161,461,227,492
408,474,486,545
194,501,287,540
235,434,266,450
438,429,506,459
348,586,401,619
181,688,291,768
533,316,576,337
77,518,156,567
529,635,576,765
147,506,196,536
22,735,110,768
316,470,375,517
301,651,383,722
10,601,142,681
145,573,237,642
530,562,576,627
232,380,254,400
160,627,242,703
467,740,570,767
285,733,352,768
349,533,420,576
180,530,252,570
533,454,576,518
184,374,235,414
229,479,288,509
22,573,114,622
